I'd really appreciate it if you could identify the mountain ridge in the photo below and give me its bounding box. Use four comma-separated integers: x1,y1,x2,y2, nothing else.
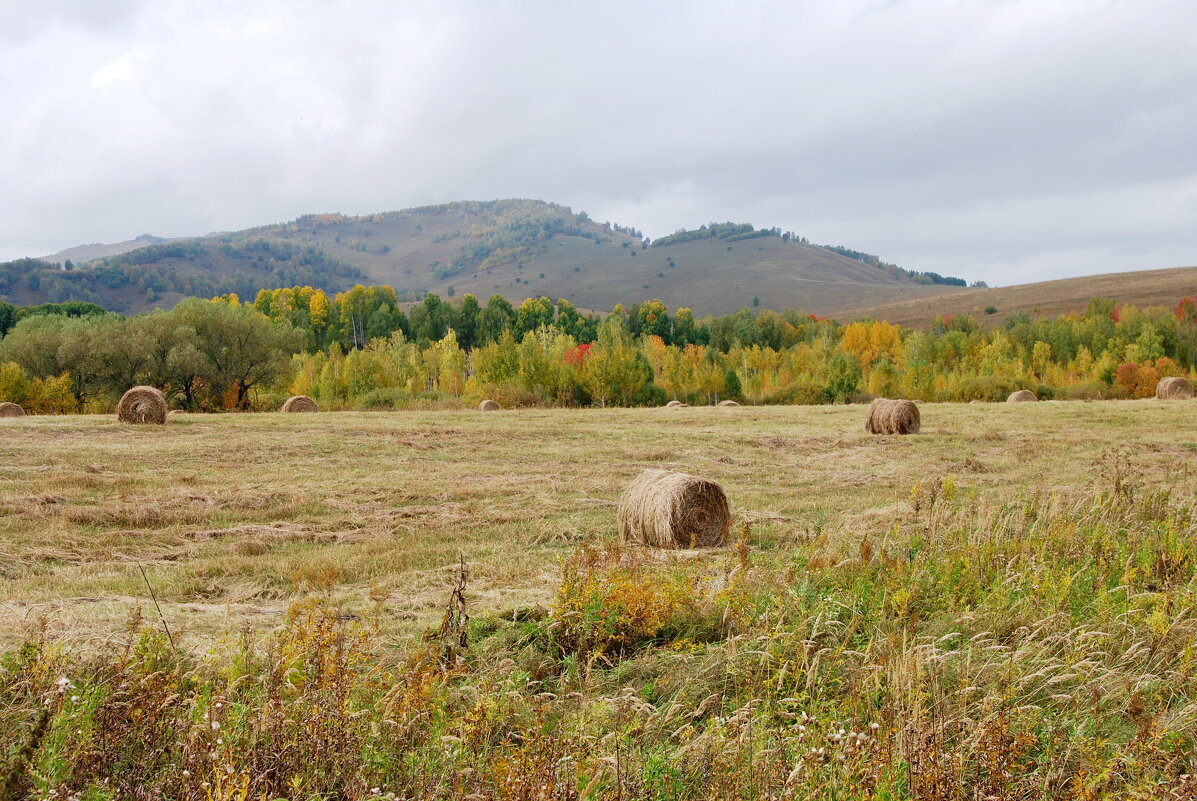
7,199,966,316
11,200,1193,324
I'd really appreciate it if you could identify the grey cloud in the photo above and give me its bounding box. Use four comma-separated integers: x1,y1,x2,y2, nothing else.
2,0,1196,289
0,0,146,43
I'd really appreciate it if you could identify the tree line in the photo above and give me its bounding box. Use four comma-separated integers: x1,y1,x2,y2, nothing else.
0,286,1195,413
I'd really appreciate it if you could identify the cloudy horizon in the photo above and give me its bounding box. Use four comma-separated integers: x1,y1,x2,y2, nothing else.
3,0,1195,287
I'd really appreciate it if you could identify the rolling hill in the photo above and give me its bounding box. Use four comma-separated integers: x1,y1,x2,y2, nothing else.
842,265,1197,328
47,233,174,266
9,199,968,316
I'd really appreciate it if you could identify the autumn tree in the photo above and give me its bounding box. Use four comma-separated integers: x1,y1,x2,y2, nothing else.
582,315,648,407
514,297,554,339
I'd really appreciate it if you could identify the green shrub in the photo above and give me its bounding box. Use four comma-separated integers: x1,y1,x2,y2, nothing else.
354,387,409,410
1057,381,1131,400
949,374,1024,402
765,379,829,405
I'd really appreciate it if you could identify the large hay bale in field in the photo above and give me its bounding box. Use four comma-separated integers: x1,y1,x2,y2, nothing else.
717,400,740,407
1156,376,1194,400
865,398,920,435
478,399,500,411
617,469,731,548
281,395,318,413
116,386,167,425
1007,389,1038,403
0,402,25,417
664,399,688,408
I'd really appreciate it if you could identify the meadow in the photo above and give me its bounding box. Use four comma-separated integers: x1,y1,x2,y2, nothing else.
1,401,1196,799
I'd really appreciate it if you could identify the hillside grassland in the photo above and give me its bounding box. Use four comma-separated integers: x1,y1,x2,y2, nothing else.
2,401,1197,798
842,265,1197,329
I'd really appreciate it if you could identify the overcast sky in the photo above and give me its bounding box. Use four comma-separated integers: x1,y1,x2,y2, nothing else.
2,0,1195,286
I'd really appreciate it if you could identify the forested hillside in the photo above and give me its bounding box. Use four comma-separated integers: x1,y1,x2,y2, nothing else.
16,199,969,315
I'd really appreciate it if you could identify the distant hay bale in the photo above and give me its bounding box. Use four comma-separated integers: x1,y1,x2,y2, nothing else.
116,386,167,425
617,469,731,548
167,409,187,416
1007,390,1038,403
1156,376,1194,400
717,400,740,407
0,402,26,417
865,397,920,435
478,399,500,411
664,400,688,408
282,395,318,413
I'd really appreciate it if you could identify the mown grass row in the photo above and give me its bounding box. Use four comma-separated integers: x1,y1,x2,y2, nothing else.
2,462,1196,799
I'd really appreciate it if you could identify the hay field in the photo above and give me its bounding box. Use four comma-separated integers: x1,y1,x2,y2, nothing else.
1,400,1192,650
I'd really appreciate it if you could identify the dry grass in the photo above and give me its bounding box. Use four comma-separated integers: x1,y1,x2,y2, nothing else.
0,401,1193,650
617,469,731,548
842,263,1197,328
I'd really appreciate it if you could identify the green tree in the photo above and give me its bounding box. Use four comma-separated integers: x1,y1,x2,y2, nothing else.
477,295,516,345
139,303,215,409
825,353,861,403
454,294,481,351
723,368,742,400
418,292,450,342
0,314,77,379
89,315,154,394
555,298,583,341
672,307,698,346
0,301,15,338
192,300,304,409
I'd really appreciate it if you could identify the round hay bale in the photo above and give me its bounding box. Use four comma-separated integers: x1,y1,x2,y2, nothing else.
617,469,731,548
717,400,740,407
281,395,318,413
664,400,688,408
478,399,500,411
0,402,26,417
865,397,920,435
1007,389,1038,403
116,386,167,425
167,409,187,416
1156,376,1194,400
864,397,883,432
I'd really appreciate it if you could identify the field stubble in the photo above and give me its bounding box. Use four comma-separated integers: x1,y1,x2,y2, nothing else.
0,401,1192,648
2,401,1197,798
